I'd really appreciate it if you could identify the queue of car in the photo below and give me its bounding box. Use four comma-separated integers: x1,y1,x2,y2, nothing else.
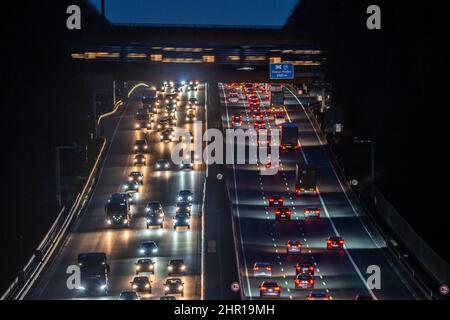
81,81,200,300
225,82,338,300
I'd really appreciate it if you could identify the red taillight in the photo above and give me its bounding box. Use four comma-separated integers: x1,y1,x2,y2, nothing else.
310,279,314,285
295,280,300,285
297,244,301,248
260,286,267,291
287,244,292,248
339,240,344,244
265,267,271,271
310,266,314,271
274,286,281,291
254,267,260,271
327,240,332,244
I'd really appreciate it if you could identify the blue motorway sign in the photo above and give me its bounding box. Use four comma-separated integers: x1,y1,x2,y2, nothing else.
270,63,294,79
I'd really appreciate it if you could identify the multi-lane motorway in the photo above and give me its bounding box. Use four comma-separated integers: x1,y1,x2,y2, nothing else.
219,82,426,300
27,83,205,300
24,80,427,300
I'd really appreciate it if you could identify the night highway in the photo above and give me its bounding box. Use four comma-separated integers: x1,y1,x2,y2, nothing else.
1,0,448,317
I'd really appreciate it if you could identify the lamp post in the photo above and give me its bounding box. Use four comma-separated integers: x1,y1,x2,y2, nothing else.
55,145,80,208
353,137,375,202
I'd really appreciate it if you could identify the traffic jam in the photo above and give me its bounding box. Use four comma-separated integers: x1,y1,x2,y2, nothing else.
221,82,344,300
79,81,202,300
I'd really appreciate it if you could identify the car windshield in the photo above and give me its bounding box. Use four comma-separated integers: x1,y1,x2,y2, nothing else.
167,279,181,285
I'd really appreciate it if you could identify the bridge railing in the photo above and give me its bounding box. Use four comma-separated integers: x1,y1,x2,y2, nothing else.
1,137,108,300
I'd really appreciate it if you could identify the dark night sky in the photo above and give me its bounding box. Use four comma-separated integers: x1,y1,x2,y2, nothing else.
88,0,300,27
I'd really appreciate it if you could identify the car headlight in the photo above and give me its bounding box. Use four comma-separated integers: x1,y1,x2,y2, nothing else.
146,219,150,223
145,284,150,288
152,248,158,253
181,265,186,270
177,196,182,201
165,164,169,168
164,286,169,291
158,219,162,223
136,265,141,270
135,124,139,128
185,219,189,223
178,285,183,291
123,219,128,224
78,286,86,290
106,219,111,225
123,184,128,189
132,284,138,289
156,164,160,168
144,146,148,149
100,285,107,290
188,196,192,201
168,266,173,271
139,249,145,254
134,146,138,149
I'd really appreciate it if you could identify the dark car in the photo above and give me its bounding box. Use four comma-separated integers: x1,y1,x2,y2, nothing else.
259,281,281,298
128,171,143,184
173,213,190,230
167,259,186,275
176,201,192,216
160,130,173,142
164,278,184,297
138,241,159,256
117,291,140,300
135,258,155,275
275,207,291,221
145,201,164,218
134,154,146,166
295,274,315,290
146,214,164,229
295,262,315,276
133,139,148,153
155,159,170,170
130,276,152,293
327,236,344,250
177,190,193,202
123,181,139,193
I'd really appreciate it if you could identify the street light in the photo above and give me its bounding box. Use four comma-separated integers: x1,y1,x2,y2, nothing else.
353,137,375,202
55,144,81,208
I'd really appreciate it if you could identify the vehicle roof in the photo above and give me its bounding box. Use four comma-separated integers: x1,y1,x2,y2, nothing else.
254,262,271,267
166,278,182,283
141,241,157,246
169,259,184,264
133,276,150,282
137,258,153,263
261,281,279,286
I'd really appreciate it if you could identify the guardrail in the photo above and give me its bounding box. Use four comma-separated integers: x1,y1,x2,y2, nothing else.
1,138,108,300
288,84,446,299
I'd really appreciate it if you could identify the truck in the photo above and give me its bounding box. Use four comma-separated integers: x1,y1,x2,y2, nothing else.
105,200,130,228
280,123,300,150
295,164,317,195
77,252,110,295
270,84,285,112
134,112,151,130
